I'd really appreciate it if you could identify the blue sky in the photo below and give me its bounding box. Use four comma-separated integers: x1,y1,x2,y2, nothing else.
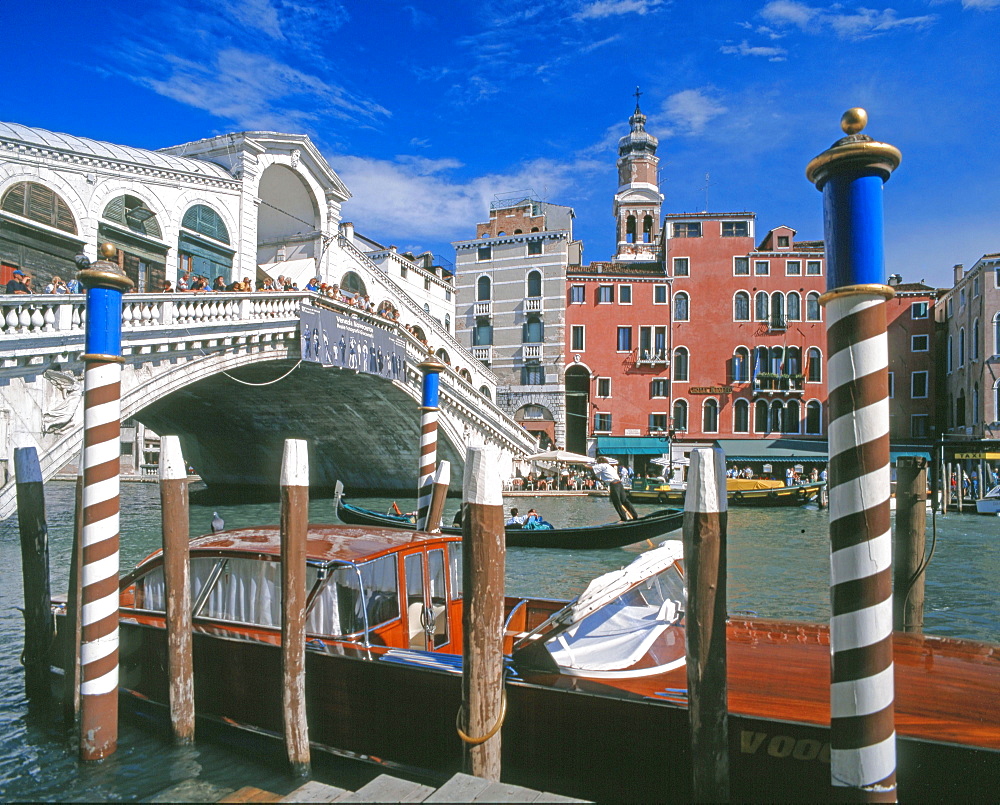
3,0,997,287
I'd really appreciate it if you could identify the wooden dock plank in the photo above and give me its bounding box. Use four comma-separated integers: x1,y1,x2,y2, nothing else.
148,779,234,802
421,774,491,802
337,774,435,802
218,786,284,803
423,774,590,803
280,780,351,802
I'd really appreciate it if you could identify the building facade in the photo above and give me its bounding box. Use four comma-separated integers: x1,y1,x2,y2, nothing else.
884,277,938,447
453,197,582,448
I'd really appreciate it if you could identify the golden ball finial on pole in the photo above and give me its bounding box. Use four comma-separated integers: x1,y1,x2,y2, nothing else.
841,107,868,135
98,242,117,260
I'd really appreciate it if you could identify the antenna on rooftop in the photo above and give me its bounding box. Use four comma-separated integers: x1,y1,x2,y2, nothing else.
699,172,716,213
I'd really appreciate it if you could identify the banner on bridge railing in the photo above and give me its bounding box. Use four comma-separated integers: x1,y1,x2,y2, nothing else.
299,305,405,381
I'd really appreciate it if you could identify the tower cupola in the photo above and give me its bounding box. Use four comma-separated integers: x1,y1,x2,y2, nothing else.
613,89,663,261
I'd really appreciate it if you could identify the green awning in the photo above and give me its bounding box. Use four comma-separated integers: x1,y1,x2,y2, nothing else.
889,449,931,461
714,438,828,463
596,436,671,455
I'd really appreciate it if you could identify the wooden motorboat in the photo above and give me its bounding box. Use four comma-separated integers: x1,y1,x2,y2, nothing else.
335,495,684,549
975,485,1000,514
631,478,825,507
50,525,999,802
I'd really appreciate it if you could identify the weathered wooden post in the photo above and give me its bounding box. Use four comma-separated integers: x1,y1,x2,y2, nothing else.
893,457,926,633
160,435,194,744
416,351,445,531
808,108,900,800
280,438,311,777
78,243,132,760
63,457,84,724
682,446,729,802
459,446,505,780
15,446,53,700
426,460,451,534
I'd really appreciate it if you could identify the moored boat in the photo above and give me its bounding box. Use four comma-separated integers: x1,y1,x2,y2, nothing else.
50,524,999,802
630,478,825,507
335,495,684,549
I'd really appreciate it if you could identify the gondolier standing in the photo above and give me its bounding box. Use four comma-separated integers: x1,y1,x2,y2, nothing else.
594,456,638,521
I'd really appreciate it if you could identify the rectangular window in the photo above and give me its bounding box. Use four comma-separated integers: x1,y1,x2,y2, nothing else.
569,284,585,304
887,371,894,398
911,414,929,439
445,289,451,301
734,257,749,275
594,412,612,432
806,260,822,275
722,221,749,237
617,326,632,352
477,245,491,261
786,260,801,276
974,276,980,297
400,264,408,278
649,413,668,431
639,326,667,361
673,257,689,277
911,301,929,319
911,371,929,399
596,377,611,398
597,285,614,304
618,284,632,304
755,260,769,276
777,235,790,248
911,334,929,352
424,278,431,291
522,364,545,385
527,239,542,256
946,298,953,317
672,222,702,238
651,378,669,397
653,284,668,304
571,325,585,351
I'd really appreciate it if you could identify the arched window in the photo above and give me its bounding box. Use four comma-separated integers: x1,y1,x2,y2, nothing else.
703,399,719,433
755,291,769,321
733,347,750,382
754,346,768,378
181,204,230,243
103,194,161,238
770,292,785,327
959,328,966,366
947,334,953,373
771,400,784,434
673,399,688,432
784,399,800,433
973,319,980,361
626,215,637,243
341,271,366,297
807,347,822,382
477,275,491,301
734,399,749,433
436,349,451,365
1,181,77,234
526,270,542,298
806,292,821,321
787,291,801,321
674,292,689,321
523,314,544,343
734,291,750,321
642,215,653,243
445,313,451,332
480,385,492,401
673,347,689,382
806,401,822,434
755,399,769,432
786,346,801,376
994,314,1000,357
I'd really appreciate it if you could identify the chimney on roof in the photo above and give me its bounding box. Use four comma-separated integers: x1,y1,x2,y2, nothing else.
954,264,964,283
888,274,902,287
339,221,354,244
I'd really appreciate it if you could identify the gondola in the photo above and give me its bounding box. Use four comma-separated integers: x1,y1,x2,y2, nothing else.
335,495,684,549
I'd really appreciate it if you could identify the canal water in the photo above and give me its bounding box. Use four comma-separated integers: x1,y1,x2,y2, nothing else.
1,482,997,800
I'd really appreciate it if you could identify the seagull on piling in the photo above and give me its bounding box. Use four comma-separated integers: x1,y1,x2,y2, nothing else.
211,512,225,533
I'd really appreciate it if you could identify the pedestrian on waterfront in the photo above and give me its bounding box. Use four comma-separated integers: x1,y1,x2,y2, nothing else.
212,276,227,291
44,275,68,293
505,507,525,526
971,469,980,498
594,456,638,521
785,467,795,487
178,272,190,291
810,467,819,483
161,279,173,292
5,270,30,294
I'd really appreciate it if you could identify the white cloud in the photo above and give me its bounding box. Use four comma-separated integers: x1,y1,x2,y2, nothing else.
760,1,937,39
961,0,1000,7
649,88,729,136
573,0,664,21
720,39,788,60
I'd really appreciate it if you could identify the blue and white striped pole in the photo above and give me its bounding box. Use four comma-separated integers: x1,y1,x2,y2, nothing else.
77,243,132,760
416,351,446,531
807,108,901,800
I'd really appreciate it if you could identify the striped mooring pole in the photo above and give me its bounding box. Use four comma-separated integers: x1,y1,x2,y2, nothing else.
807,108,901,800
77,243,133,760
416,350,446,531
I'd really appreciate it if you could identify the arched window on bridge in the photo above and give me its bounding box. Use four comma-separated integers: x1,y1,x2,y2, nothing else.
1,181,78,288
458,367,472,382
436,349,451,365
479,385,492,402
410,325,427,343
2,181,77,234
179,204,234,286
341,271,366,298
101,194,166,292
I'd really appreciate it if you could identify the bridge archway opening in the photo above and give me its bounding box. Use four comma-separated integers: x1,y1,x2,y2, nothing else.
257,164,319,286
515,404,554,449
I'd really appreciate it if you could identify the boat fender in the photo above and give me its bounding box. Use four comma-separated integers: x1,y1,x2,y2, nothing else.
768,490,778,499
456,691,507,745
658,492,668,504
733,491,744,502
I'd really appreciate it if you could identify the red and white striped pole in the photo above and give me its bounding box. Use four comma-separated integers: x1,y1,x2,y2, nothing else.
416,351,445,531
77,243,133,760
807,109,901,800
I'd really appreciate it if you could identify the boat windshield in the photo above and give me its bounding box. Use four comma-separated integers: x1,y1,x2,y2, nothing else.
310,555,400,638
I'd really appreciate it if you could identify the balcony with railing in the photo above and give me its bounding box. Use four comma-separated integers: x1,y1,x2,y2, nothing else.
634,348,669,366
754,373,805,394
769,314,787,331
524,297,542,313
475,301,492,317
472,346,492,364
523,344,542,359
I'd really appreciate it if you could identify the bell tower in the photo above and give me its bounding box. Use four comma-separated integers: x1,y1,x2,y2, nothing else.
613,88,663,261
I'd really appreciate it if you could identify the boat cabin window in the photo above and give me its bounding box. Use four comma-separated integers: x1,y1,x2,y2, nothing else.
428,549,449,648
308,555,399,637
405,553,426,649
449,543,462,600
130,556,228,613
197,557,284,627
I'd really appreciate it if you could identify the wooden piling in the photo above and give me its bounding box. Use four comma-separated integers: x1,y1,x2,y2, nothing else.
682,446,729,803
63,460,84,724
459,446,505,781
280,439,311,777
14,446,53,700
426,461,451,534
893,457,926,633
160,435,194,743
